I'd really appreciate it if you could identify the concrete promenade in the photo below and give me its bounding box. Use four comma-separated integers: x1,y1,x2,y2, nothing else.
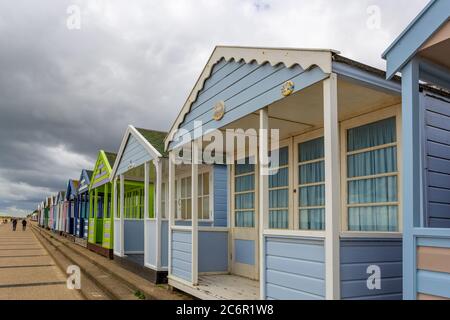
0,221,82,300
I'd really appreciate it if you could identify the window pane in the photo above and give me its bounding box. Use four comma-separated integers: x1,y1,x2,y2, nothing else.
203,197,209,219
269,167,288,188
299,137,324,162
348,147,397,178
347,117,396,152
181,179,186,197
270,146,289,167
235,175,254,192
187,199,192,219
299,209,325,230
203,173,209,195
235,211,254,228
198,198,202,220
187,177,192,197
235,162,255,175
299,185,325,207
198,175,203,195
348,176,397,204
348,206,398,231
269,189,289,208
299,161,325,184
235,193,254,210
269,210,289,229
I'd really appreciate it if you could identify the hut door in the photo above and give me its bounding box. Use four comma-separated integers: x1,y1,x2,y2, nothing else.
230,161,259,280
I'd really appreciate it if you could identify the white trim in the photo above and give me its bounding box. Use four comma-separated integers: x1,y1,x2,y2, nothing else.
340,232,403,239
198,227,229,232
263,229,326,238
110,125,163,179
191,139,200,286
144,161,150,268
259,108,269,300
172,226,192,231
155,159,162,269
168,152,176,277
125,251,144,254
323,74,340,300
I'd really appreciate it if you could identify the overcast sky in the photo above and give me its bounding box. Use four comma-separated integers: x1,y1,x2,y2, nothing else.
0,0,429,217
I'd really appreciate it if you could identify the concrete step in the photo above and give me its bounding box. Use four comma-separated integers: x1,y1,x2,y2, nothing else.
32,224,189,300
31,227,110,300
32,226,138,300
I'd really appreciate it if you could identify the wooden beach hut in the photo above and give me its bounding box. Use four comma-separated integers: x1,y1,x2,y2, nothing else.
110,126,168,283
383,0,450,300
163,46,449,300
87,151,117,258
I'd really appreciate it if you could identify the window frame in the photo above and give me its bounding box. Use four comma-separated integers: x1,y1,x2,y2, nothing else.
340,105,403,235
173,166,214,222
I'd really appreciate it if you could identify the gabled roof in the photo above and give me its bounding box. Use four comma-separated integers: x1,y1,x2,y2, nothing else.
110,125,166,178
78,169,93,193
89,150,117,190
164,45,338,149
383,0,450,78
66,179,79,199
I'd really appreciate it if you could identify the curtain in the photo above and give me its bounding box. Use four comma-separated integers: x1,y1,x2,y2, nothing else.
298,138,325,230
235,160,255,228
347,117,398,231
269,147,289,229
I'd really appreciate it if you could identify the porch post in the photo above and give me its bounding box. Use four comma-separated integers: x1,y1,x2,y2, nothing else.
113,177,118,251
144,161,150,265
402,59,420,300
168,151,176,277
191,139,200,286
323,73,340,300
155,158,163,269
259,107,269,300
119,174,125,257
94,188,98,241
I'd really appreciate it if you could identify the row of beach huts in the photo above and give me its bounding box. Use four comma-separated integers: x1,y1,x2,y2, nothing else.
36,1,450,300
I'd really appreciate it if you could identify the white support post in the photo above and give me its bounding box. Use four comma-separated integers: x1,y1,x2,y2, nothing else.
144,161,150,266
323,73,340,300
119,174,125,257
155,159,163,269
113,176,118,255
259,108,269,300
191,140,200,286
168,152,176,277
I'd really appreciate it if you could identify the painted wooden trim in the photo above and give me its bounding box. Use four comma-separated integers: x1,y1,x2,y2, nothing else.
191,140,200,285
144,161,150,267
323,73,341,300
259,108,269,299
340,232,402,239
383,0,450,78
119,174,125,257
168,152,176,277
263,229,326,239
155,159,163,269
402,59,421,300
198,227,229,232
420,59,450,91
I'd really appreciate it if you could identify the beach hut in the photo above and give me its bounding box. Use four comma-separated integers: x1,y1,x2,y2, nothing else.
44,197,51,229
87,151,117,258
163,46,449,300
56,191,66,234
66,179,79,238
75,169,93,243
110,126,168,283
383,0,450,300
49,194,57,231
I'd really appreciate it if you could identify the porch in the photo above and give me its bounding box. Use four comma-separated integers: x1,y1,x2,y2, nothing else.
170,274,259,300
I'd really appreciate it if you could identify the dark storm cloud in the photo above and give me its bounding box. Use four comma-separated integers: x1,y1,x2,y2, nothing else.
0,0,429,216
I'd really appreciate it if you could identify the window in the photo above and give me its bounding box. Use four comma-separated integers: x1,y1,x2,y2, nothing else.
346,117,398,232
269,147,289,229
175,172,211,220
124,189,144,219
298,137,325,230
198,172,210,220
179,176,192,220
234,160,255,228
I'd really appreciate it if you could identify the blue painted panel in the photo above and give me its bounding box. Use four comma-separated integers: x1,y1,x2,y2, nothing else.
235,239,255,265
214,165,228,227
417,270,450,298
161,220,169,267
117,135,153,176
169,62,327,149
265,236,325,300
340,238,402,300
198,231,228,273
424,95,450,228
417,236,450,248
124,220,144,253
171,230,192,282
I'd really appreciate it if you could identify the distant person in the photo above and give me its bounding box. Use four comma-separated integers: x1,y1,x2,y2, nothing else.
22,219,27,231
12,219,17,231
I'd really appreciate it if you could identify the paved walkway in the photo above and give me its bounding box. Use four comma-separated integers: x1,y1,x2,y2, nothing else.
0,221,82,300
